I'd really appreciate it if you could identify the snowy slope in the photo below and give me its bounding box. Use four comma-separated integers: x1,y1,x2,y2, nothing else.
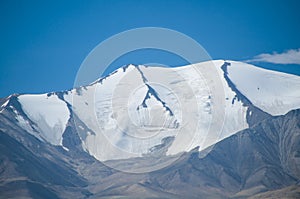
64,65,190,160
5,60,300,162
226,61,300,116
17,94,70,146
62,61,250,161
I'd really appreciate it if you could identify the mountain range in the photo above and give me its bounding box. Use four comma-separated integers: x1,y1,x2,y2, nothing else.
0,60,300,198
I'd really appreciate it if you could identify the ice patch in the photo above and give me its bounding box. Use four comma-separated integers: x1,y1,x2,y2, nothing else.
18,94,70,146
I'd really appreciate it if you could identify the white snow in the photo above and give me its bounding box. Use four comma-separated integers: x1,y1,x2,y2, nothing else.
64,61,249,161
173,60,248,152
1,99,9,108
12,60,300,162
206,60,249,143
62,146,69,151
226,61,300,116
18,94,70,146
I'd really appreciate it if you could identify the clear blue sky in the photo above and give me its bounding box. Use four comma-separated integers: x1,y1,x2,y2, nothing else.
1,0,300,97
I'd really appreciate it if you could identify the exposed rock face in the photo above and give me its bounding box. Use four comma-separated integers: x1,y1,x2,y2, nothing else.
146,109,300,198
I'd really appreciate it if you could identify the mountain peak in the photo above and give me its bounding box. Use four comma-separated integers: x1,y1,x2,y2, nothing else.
2,60,300,162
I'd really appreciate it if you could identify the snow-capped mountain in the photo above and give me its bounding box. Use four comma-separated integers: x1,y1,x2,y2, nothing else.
1,60,300,163
1,60,300,198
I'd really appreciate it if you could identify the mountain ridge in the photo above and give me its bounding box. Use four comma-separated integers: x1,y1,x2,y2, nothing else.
1,60,300,161
0,59,300,198
1,105,299,198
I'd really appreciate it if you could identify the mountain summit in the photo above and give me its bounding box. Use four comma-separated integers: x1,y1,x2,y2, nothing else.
3,60,299,160
1,60,300,198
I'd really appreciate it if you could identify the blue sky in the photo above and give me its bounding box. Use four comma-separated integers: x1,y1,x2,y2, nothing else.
1,0,300,97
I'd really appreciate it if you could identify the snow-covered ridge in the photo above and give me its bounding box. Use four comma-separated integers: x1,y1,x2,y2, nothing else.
17,94,70,146
225,61,300,116
63,61,249,160
3,60,300,161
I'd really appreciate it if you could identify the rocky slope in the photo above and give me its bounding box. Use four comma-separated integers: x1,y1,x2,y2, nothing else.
0,104,299,198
